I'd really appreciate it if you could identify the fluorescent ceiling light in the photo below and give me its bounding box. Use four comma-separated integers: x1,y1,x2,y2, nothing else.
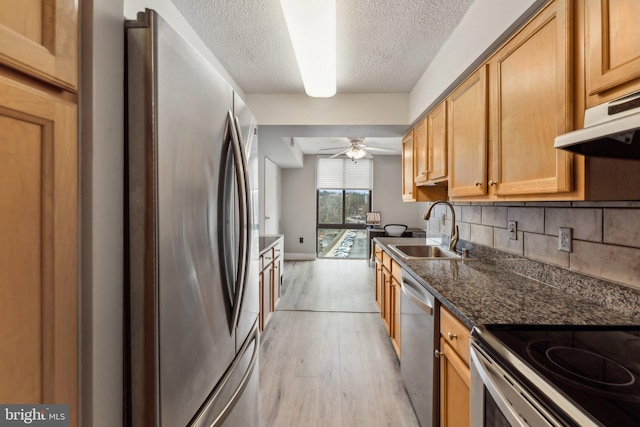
280,0,336,97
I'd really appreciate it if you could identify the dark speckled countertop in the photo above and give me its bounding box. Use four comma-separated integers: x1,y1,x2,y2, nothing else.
374,237,640,329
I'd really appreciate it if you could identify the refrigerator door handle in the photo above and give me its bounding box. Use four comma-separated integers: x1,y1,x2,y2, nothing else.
233,115,253,329
223,111,248,331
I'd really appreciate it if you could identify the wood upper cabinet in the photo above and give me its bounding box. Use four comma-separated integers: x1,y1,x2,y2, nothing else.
489,0,573,197
0,74,78,424
402,131,416,201
0,0,78,91
585,0,640,106
403,129,447,202
448,66,489,198
427,100,448,183
414,118,429,185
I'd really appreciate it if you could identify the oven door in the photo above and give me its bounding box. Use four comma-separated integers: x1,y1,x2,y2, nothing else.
470,342,564,427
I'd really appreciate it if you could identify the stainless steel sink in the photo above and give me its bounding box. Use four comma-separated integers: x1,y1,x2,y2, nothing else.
387,244,468,260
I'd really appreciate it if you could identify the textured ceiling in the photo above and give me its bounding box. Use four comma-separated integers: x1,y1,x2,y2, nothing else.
170,0,475,94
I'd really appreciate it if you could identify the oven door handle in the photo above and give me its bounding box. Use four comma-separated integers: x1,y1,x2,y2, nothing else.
470,345,552,427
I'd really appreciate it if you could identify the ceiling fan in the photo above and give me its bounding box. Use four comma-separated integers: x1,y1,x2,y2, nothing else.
319,137,396,160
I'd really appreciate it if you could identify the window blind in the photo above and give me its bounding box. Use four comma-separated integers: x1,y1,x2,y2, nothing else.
317,158,373,189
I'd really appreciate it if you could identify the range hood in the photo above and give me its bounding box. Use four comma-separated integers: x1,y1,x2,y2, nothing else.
554,90,640,160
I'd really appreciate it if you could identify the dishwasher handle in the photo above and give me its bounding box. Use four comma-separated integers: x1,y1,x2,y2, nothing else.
401,273,433,315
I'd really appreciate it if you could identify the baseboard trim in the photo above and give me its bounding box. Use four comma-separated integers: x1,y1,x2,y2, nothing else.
284,252,316,261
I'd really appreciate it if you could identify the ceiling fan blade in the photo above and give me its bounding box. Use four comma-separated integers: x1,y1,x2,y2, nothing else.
363,146,397,152
319,146,350,151
329,148,350,158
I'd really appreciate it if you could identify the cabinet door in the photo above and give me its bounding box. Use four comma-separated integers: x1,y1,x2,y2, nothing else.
271,260,281,311
440,340,470,427
374,259,384,313
448,66,489,198
0,0,77,90
0,75,77,423
402,131,416,201
390,277,402,358
427,100,447,183
260,267,272,330
490,0,573,196
586,0,640,103
414,118,428,185
382,267,392,334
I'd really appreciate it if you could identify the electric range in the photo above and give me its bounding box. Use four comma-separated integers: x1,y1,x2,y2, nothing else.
471,325,640,426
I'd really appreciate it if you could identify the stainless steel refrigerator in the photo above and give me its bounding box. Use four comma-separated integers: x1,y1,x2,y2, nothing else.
125,9,259,427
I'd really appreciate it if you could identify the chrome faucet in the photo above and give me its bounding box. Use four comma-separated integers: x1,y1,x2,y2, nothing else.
423,201,459,253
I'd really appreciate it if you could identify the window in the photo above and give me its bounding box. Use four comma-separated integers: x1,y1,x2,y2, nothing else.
316,158,373,258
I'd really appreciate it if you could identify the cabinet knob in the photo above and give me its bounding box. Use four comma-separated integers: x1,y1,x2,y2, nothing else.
474,181,481,187
434,349,442,358
447,332,457,340
489,180,497,186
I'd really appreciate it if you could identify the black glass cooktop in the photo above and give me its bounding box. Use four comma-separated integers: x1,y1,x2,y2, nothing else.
476,325,640,427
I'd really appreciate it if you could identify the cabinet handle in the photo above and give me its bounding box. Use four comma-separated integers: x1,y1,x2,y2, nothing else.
265,216,271,220
474,181,481,187
489,180,497,186
447,332,457,340
434,349,442,358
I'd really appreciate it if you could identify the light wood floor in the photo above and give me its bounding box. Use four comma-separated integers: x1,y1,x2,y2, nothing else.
259,259,420,427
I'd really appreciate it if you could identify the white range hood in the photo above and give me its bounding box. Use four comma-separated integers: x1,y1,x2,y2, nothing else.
554,90,640,159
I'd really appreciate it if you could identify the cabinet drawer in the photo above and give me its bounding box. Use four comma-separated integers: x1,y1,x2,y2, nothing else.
391,259,402,284
374,244,383,262
260,248,274,271
382,250,392,271
440,307,471,366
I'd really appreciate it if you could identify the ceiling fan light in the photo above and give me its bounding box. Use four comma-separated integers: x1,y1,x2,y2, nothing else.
346,147,366,159
280,0,336,97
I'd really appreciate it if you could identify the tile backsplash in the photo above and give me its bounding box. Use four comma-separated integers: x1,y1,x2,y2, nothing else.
418,201,640,291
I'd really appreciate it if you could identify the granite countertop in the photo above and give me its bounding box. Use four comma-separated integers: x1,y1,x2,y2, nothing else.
374,237,640,329
259,234,282,254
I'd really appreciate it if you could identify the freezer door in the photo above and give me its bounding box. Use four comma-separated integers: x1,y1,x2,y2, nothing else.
191,322,260,427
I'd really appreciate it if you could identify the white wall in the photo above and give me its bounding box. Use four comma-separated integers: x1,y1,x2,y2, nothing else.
80,0,124,425
372,156,421,227
282,155,317,258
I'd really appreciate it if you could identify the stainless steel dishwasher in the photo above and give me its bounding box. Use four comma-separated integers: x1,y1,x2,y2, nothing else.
401,270,439,427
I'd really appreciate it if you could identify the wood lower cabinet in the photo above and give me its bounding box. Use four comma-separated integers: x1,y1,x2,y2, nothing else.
374,246,384,313
439,340,470,427
390,260,402,357
374,246,402,358
585,0,640,107
259,238,283,331
0,1,78,424
439,307,471,427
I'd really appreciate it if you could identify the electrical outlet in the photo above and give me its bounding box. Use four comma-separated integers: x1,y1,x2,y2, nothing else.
558,227,572,252
508,221,517,240
440,214,446,226
299,237,304,244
